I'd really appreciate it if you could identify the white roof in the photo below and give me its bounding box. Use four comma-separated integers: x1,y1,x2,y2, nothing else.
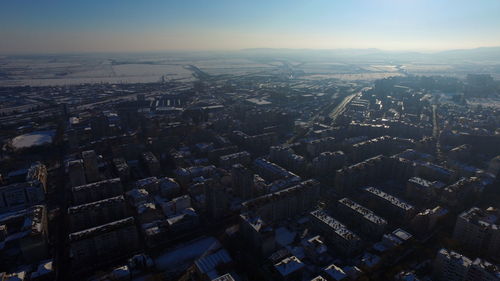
274,256,304,276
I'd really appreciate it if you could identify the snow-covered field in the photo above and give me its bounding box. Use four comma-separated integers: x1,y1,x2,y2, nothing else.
2,53,498,85
0,56,197,86
301,72,403,81
11,130,55,149
467,97,500,109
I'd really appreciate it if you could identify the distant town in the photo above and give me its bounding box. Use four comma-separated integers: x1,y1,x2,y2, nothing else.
0,55,499,281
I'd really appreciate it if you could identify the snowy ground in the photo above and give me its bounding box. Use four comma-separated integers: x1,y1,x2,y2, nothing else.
11,130,55,149
467,97,500,109
301,73,403,81
2,53,499,85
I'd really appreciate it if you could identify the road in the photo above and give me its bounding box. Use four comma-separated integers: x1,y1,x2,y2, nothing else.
184,65,210,80
285,87,369,144
329,87,370,124
432,104,444,163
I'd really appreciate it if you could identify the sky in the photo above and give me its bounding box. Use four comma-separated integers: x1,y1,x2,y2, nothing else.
1,0,500,54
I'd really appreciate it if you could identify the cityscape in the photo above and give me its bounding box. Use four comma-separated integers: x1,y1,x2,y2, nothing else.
1,1,500,281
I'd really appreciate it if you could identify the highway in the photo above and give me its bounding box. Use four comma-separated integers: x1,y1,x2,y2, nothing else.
329,87,370,124
432,104,445,163
285,87,370,144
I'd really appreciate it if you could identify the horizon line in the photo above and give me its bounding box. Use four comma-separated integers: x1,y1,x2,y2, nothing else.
1,46,500,57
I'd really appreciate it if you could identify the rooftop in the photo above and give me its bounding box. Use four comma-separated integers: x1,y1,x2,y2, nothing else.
338,198,387,225
68,195,124,214
220,151,250,161
437,248,472,267
211,273,236,281
323,263,348,281
194,248,232,275
310,209,361,241
0,204,46,241
72,178,121,192
274,256,304,276
364,187,414,211
460,207,499,229
69,217,135,242
408,177,433,188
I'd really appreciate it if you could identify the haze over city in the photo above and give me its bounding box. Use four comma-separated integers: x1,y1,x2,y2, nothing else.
1,1,500,281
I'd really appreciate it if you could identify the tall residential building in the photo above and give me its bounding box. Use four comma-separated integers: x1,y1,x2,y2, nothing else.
26,162,48,193
219,151,251,168
453,207,500,259
0,205,48,263
82,150,100,183
433,249,472,281
71,178,123,205
0,181,45,212
363,187,416,221
406,176,444,202
112,158,131,182
240,213,276,258
68,160,86,188
253,158,301,191
231,164,254,199
309,209,362,256
440,177,482,207
253,158,300,183
312,151,346,177
141,151,161,176
242,179,320,223
205,180,229,220
67,195,127,232
269,145,306,174
69,217,140,268
433,249,500,281
336,197,387,238
410,206,449,235
306,137,336,157
350,135,413,163
334,155,390,194
466,258,500,281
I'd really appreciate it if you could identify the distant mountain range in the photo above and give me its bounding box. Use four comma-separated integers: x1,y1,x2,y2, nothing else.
238,47,500,63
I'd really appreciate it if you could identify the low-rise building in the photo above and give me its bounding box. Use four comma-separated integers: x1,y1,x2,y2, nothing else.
274,255,304,281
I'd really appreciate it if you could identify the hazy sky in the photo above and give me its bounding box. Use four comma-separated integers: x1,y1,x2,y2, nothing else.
1,0,500,54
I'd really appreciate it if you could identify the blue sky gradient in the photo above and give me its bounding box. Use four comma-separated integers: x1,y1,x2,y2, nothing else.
1,0,499,53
